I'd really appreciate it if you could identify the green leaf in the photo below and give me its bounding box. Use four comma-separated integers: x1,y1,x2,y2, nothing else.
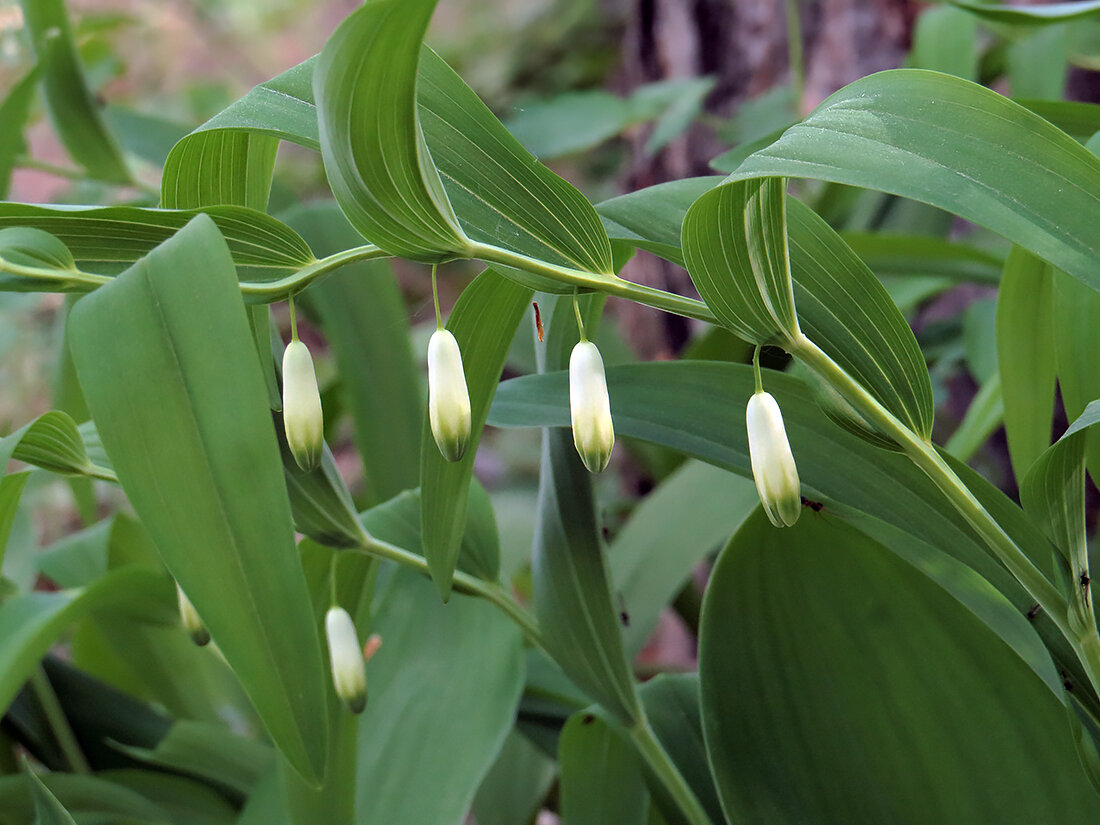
0,567,172,715
681,177,800,344
0,472,30,572
699,510,1100,824
911,6,978,80
0,204,315,270
97,770,237,825
314,0,469,262
726,70,1100,296
944,375,1004,462
637,675,725,825
841,233,1002,285
355,570,524,825
952,0,1100,24
488,362,1093,711
20,0,131,184
1018,98,1100,141
67,215,328,785
0,772,167,824
470,731,556,825
27,770,79,825
111,720,272,798
163,131,278,211
1008,25,1069,99
609,460,757,657
558,712,649,825
997,246,1057,482
1052,269,1100,489
0,411,101,478
419,268,531,598
287,203,421,505
0,68,39,198
530,296,639,727
279,437,363,550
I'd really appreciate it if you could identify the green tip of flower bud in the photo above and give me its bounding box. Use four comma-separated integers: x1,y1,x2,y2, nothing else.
746,390,801,528
282,339,324,472
176,583,210,647
325,606,367,714
428,329,471,462
569,341,615,473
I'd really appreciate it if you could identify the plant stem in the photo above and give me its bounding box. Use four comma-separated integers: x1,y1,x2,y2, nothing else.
30,668,91,775
239,245,387,300
789,334,1100,692
631,714,715,825
350,522,545,648
785,0,805,114
16,155,159,199
473,242,716,323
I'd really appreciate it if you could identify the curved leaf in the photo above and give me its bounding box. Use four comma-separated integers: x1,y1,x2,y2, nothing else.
558,712,648,825
727,70,1100,295
953,0,1100,23
0,204,314,270
0,68,38,198
27,770,78,825
0,411,98,478
419,268,531,598
67,216,329,784
0,772,167,825
700,511,1100,824
314,0,469,262
21,0,131,184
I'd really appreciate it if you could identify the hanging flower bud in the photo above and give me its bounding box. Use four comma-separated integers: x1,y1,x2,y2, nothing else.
570,341,614,473
176,583,210,647
282,340,323,472
746,390,801,527
325,606,367,714
428,329,471,462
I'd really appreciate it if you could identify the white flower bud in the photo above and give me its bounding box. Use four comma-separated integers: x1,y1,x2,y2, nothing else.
282,340,324,472
325,606,366,714
569,341,614,473
747,390,801,527
176,583,209,647
428,329,471,462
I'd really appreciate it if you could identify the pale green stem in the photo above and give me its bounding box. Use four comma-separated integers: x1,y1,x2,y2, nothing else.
239,245,388,299
572,289,587,342
349,521,544,648
631,715,715,825
789,334,1100,693
30,668,91,775
0,256,111,291
431,263,443,329
288,294,299,342
472,241,716,323
752,346,763,393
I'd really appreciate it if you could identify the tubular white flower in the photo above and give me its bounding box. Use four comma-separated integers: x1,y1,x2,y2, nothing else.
569,340,614,473
325,606,366,714
428,329,471,462
282,339,324,472
746,390,801,528
176,583,209,647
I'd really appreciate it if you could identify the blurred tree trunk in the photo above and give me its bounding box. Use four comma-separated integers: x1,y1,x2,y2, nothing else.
611,0,916,358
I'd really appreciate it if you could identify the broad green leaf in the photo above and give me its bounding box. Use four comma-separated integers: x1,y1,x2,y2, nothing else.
841,233,1002,285
103,107,191,169
530,296,639,727
235,770,290,825
96,770,237,825
997,246,1057,481
0,227,87,294
558,712,649,825
505,90,635,158
470,731,556,825
596,177,723,267
0,204,314,270
911,6,978,79
726,70,1100,296
28,770,79,825
21,0,131,184
609,460,757,656
0,772,166,824
355,570,524,825
0,411,104,479
67,216,328,784
314,0,469,262
279,437,363,550
699,511,1100,824
0,68,39,198
0,567,172,715
681,177,800,343
419,268,531,598
162,130,278,211
1052,270,1100,489
164,47,615,287
1019,98,1100,140
110,720,272,799
0,472,29,572
287,203,421,505
637,675,725,825
953,0,1100,23
1008,25,1069,99
488,362,1095,713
